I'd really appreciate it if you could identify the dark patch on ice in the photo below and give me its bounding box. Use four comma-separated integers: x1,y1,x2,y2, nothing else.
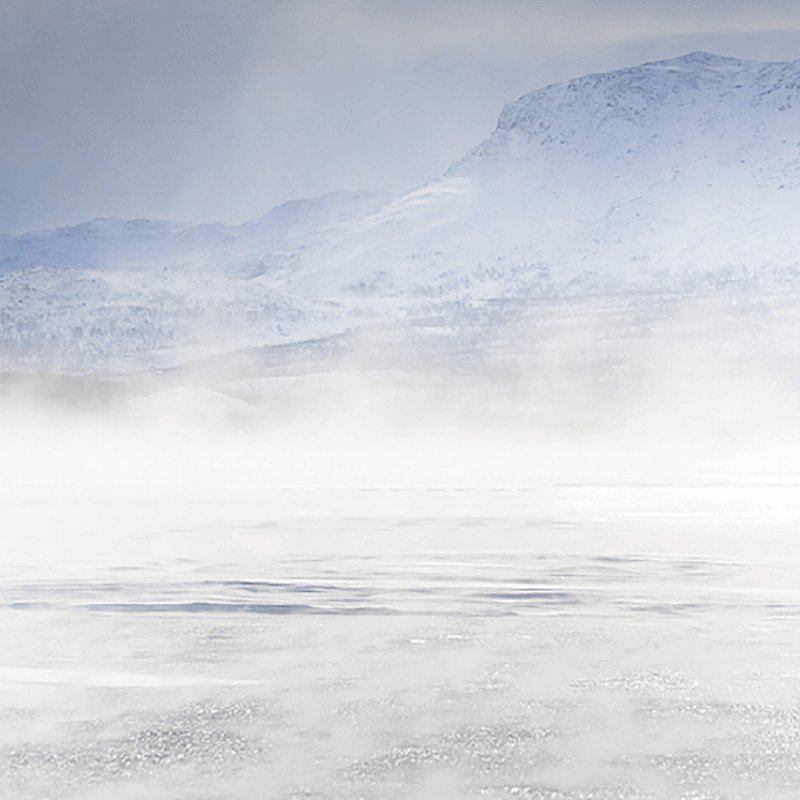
83,601,398,615
477,590,582,605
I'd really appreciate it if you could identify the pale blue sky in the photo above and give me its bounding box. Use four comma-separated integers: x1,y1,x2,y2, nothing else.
2,0,800,232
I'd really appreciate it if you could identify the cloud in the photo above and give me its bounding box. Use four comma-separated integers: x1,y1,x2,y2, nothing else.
254,0,800,59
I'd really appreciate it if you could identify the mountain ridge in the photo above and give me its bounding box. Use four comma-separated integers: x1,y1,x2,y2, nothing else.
2,52,800,374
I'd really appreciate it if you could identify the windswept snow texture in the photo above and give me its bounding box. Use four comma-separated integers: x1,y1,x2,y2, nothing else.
5,484,800,799
2,52,800,373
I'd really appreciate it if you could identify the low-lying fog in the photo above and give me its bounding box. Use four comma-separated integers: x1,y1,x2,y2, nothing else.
2,352,800,799
4,348,800,509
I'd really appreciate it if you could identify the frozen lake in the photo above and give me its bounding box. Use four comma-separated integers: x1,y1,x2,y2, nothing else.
4,480,800,799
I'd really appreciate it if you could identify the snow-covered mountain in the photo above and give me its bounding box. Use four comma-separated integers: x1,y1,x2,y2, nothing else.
2,52,800,374
282,51,800,298
0,190,392,275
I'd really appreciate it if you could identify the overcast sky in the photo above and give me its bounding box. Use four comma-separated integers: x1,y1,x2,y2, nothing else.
2,0,800,232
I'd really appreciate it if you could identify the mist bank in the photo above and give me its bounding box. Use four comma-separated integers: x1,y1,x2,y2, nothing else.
3,347,800,588
2,340,800,507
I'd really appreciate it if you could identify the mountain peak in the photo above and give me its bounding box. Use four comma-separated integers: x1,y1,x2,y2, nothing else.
649,51,754,68
484,51,799,146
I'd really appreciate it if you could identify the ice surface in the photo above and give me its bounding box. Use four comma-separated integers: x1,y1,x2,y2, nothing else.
3,483,800,799
1,387,800,799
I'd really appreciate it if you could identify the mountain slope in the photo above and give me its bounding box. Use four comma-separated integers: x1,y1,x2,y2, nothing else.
0,190,393,274
279,52,800,299
2,52,800,374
